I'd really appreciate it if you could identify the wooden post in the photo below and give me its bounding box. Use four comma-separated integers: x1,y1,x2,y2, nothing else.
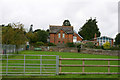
6,54,8,75
82,59,84,72
59,56,62,73
108,60,110,72
24,55,25,74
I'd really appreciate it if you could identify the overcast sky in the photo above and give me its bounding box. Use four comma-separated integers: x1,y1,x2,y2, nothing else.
0,0,119,38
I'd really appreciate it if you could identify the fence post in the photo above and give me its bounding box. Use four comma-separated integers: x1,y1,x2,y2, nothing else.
59,56,61,73
40,55,42,74
108,60,110,73
8,45,9,53
24,55,25,74
56,56,59,75
82,59,84,73
6,54,8,75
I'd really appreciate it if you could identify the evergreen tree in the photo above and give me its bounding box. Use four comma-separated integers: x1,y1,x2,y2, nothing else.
115,33,120,45
78,18,101,40
63,20,71,26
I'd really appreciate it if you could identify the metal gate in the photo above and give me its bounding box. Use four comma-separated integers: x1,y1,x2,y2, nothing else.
1,54,59,76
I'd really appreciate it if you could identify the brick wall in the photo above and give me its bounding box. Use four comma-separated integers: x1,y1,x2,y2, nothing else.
74,32,82,41
50,30,73,44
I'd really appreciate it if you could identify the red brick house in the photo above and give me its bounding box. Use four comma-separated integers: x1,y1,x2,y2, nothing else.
49,20,83,45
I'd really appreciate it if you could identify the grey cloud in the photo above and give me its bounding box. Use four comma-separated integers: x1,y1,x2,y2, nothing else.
0,0,119,38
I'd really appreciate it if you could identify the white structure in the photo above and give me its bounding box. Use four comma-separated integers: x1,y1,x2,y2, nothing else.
97,36,113,46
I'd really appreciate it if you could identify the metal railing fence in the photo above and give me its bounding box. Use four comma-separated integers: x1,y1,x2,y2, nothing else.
1,54,59,76
1,44,25,54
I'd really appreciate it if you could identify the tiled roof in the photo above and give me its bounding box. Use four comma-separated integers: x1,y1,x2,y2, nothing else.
97,36,113,39
49,25,74,34
74,30,83,39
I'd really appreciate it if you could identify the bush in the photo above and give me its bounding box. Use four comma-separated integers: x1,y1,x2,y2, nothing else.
48,43,56,46
36,42,44,46
66,42,75,47
103,41,110,50
109,47,120,50
95,46,102,49
85,42,95,48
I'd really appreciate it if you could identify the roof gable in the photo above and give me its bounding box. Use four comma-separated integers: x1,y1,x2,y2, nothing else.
74,30,83,39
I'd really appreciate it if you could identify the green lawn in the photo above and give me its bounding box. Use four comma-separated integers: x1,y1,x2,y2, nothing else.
2,50,119,78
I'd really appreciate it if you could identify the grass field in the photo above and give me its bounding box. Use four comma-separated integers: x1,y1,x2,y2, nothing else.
2,50,119,78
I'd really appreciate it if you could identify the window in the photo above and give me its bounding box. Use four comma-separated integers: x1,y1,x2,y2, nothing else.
58,33,60,38
103,37,105,40
73,36,77,39
58,41,60,43
73,36,77,43
63,33,65,38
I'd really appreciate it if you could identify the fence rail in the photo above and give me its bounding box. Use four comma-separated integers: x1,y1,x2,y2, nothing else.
59,58,120,74
1,54,120,76
1,54,59,76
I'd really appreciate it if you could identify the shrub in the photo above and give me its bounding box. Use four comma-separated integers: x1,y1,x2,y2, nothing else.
66,42,75,47
95,46,102,49
109,47,120,50
48,43,56,46
85,42,95,48
36,42,44,46
103,41,110,50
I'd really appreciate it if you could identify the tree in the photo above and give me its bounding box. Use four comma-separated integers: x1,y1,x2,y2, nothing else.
35,29,49,43
78,18,101,40
2,23,27,46
26,32,37,44
63,20,71,26
115,33,120,45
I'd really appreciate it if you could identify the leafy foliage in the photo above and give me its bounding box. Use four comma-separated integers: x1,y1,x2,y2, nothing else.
115,33,120,45
85,42,95,48
36,42,44,46
26,29,49,45
109,47,120,50
78,18,101,40
26,32,37,44
103,41,110,50
63,20,71,26
34,29,49,43
95,46,102,49
66,42,75,47
2,23,27,47
48,42,56,46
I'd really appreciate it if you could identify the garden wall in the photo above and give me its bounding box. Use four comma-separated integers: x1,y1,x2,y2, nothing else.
80,48,119,56
31,46,119,56
39,46,78,53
